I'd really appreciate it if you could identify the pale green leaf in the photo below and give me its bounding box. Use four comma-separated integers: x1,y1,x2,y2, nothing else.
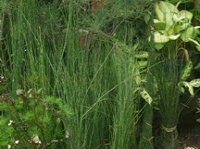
182,81,194,96
179,10,193,23
181,60,193,81
159,1,178,26
174,22,190,33
153,19,166,30
189,79,200,88
154,31,169,43
139,88,153,105
134,52,149,59
155,2,165,21
159,1,178,14
169,34,180,40
144,13,151,24
135,75,142,85
189,38,200,52
138,61,148,69
154,43,165,50
181,26,196,42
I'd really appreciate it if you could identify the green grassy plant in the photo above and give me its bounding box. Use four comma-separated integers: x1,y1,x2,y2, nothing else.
0,0,154,148
149,1,200,148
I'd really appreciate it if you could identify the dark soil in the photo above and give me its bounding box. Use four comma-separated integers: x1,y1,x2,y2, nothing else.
154,98,200,149
178,110,200,149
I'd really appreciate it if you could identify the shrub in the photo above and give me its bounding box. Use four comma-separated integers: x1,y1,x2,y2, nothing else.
0,89,73,148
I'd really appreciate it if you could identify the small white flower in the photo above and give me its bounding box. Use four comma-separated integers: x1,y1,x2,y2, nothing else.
32,135,41,144
16,89,23,95
0,75,4,79
65,131,70,138
15,140,19,144
8,120,13,126
7,145,11,149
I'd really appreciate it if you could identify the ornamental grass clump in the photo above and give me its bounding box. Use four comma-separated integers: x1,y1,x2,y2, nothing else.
149,1,200,149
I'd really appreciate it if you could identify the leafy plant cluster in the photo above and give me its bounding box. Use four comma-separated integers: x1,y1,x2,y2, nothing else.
152,1,200,50
141,1,200,148
0,89,72,148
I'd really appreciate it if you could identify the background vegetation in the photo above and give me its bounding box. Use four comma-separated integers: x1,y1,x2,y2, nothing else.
0,0,199,149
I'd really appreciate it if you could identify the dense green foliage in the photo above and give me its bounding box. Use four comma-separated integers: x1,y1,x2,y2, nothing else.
0,89,72,148
0,0,153,148
0,0,200,149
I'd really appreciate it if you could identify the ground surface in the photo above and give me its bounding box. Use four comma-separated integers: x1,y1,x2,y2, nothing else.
178,110,200,149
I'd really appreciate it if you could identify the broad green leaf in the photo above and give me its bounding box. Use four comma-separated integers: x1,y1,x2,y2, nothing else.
139,88,153,105
153,19,166,30
159,1,178,14
134,51,149,59
181,26,196,42
144,13,151,24
159,1,178,26
195,45,200,52
135,75,142,85
154,31,169,43
189,79,200,88
138,61,148,68
179,86,185,93
189,38,200,52
165,13,174,28
174,22,189,33
182,81,194,96
181,60,193,81
155,2,165,21
169,34,180,40
154,43,165,50
179,10,193,22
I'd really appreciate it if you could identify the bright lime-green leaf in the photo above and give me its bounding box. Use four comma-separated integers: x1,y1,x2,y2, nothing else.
134,52,149,59
172,14,185,23
182,81,194,96
179,86,185,93
181,26,196,42
144,13,151,24
181,60,193,81
159,1,178,14
154,31,169,43
179,10,193,22
165,13,174,27
155,2,165,21
169,34,180,40
138,61,148,68
135,75,142,85
189,38,200,52
153,19,166,30
189,79,200,88
159,1,178,26
139,88,153,105
174,22,189,33
154,43,165,50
